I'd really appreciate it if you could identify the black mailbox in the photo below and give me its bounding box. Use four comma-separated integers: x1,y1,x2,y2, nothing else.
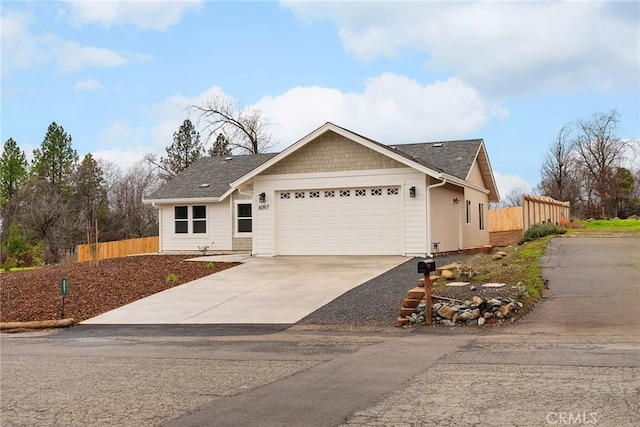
418,258,436,274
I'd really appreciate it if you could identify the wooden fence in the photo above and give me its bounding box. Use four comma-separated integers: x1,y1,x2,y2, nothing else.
522,194,570,229
77,236,159,263
489,206,523,232
489,194,570,246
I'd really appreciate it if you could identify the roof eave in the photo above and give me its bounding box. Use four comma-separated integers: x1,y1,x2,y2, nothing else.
441,173,490,195
465,140,500,202
143,197,222,205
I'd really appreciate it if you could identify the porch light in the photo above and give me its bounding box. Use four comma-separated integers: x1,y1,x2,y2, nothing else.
409,186,416,198
453,197,459,204
259,192,266,203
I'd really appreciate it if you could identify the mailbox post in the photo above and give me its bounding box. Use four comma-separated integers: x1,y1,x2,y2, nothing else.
418,258,436,325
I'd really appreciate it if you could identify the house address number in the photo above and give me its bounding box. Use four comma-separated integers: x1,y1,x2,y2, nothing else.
258,204,270,211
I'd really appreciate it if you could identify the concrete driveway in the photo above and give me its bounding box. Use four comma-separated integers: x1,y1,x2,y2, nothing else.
82,255,408,325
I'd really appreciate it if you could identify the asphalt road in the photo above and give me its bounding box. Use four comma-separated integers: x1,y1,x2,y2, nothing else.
1,236,638,427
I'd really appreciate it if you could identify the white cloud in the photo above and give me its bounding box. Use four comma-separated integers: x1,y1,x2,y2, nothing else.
493,171,534,202
1,8,150,76
92,147,148,174
255,73,507,150
63,0,203,30
283,1,639,96
148,85,227,151
92,120,149,172
131,74,505,161
1,10,54,75
58,42,129,72
74,78,104,91
98,120,146,147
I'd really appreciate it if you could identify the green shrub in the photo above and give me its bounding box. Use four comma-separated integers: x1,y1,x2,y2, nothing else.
166,273,179,283
0,226,43,269
518,223,566,245
206,262,216,270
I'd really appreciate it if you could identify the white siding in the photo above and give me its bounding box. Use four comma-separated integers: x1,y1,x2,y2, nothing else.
158,202,232,252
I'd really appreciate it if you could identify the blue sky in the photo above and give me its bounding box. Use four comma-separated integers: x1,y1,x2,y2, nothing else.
2,1,639,198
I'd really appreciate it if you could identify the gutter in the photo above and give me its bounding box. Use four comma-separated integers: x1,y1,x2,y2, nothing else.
426,175,447,257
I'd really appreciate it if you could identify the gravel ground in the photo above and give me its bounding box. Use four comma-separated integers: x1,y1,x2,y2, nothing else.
297,254,468,326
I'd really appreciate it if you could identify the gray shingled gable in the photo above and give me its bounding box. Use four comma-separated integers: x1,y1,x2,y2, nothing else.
391,140,483,180
146,153,277,200
325,123,482,180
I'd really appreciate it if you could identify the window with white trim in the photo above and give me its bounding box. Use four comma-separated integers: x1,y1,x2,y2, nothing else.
355,189,366,197
324,190,335,198
466,200,471,224
387,188,398,195
479,203,485,230
340,190,350,197
192,205,206,234
371,188,382,196
310,191,320,198
280,192,290,199
175,206,188,234
295,191,305,199
237,203,252,234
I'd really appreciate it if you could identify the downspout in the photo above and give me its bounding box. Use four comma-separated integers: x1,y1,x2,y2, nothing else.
236,186,253,199
426,176,447,257
153,202,161,253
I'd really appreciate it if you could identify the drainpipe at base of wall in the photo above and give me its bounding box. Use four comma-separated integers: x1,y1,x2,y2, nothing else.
426,176,447,257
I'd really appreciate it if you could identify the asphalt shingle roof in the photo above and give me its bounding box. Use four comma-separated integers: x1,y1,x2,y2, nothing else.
391,140,482,180
146,131,485,202
146,153,277,200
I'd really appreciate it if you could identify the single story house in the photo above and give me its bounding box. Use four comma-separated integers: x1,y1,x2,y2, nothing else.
144,122,499,256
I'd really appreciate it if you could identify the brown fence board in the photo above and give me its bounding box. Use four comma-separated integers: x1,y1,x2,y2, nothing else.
489,206,523,232
77,236,159,262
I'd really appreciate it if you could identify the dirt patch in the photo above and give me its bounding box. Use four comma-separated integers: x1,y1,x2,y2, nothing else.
0,255,238,323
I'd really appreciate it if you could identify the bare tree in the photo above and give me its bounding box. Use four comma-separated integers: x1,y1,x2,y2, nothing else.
190,96,275,154
572,110,632,217
109,161,159,239
12,178,71,263
540,123,578,205
504,187,526,207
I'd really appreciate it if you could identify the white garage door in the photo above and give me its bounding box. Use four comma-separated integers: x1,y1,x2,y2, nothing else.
276,187,403,255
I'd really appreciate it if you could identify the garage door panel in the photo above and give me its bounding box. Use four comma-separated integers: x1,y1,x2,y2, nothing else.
277,187,402,255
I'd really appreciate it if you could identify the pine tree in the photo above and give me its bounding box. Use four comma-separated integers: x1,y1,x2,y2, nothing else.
32,122,78,192
0,137,28,207
208,133,232,157
161,119,203,179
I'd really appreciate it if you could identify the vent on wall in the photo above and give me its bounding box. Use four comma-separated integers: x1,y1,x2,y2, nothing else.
433,143,443,147
199,183,211,188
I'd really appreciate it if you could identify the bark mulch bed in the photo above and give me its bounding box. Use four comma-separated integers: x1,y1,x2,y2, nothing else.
0,255,238,323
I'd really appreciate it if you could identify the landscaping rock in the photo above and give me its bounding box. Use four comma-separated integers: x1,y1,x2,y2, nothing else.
437,305,455,320
441,270,455,280
487,298,502,306
458,308,480,321
472,296,483,306
499,303,513,318
482,283,507,288
445,281,470,287
477,317,485,326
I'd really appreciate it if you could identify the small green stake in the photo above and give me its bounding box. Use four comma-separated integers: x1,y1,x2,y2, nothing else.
61,277,67,318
